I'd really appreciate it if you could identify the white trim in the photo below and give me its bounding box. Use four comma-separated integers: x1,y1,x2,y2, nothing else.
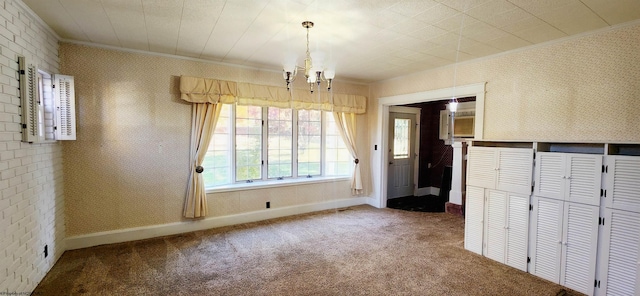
206,176,350,194
415,186,440,196
375,82,486,209
65,197,368,250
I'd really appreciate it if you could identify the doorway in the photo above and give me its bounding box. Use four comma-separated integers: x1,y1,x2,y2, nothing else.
387,108,419,199
374,83,486,209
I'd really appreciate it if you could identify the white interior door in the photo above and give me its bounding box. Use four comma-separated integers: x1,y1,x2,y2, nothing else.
496,148,534,195
566,154,602,206
465,185,485,255
485,189,507,263
560,202,599,295
535,152,566,200
531,195,565,283
387,112,416,199
506,192,530,272
467,147,497,189
598,208,640,296
606,155,640,213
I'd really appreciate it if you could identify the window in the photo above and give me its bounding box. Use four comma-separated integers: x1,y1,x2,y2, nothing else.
268,107,292,179
202,105,353,188
297,109,321,177
18,56,76,143
325,114,352,176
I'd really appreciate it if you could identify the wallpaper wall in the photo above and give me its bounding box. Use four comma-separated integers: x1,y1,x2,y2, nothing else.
59,43,370,236
371,22,640,143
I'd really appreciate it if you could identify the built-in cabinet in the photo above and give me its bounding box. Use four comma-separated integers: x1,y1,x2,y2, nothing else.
596,155,640,296
464,145,532,272
464,142,640,296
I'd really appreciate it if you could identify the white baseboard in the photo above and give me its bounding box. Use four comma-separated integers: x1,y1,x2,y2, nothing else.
65,197,368,250
415,186,440,196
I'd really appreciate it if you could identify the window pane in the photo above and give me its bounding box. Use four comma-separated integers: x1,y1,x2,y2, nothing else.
236,106,262,181
203,104,232,186
393,118,410,159
267,107,292,178
325,113,353,176
298,110,321,176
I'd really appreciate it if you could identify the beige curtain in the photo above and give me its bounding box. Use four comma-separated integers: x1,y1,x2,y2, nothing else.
184,103,223,218
332,112,363,194
180,75,367,113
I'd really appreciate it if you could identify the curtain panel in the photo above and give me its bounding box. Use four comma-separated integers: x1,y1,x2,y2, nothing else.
183,103,223,218
332,112,363,195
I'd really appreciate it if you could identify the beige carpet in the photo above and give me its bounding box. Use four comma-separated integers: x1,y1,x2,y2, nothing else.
34,205,582,295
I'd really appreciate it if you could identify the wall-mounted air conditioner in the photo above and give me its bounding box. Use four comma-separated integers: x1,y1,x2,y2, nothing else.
439,101,475,142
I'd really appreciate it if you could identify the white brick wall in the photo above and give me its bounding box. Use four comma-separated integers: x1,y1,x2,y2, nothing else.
0,0,64,294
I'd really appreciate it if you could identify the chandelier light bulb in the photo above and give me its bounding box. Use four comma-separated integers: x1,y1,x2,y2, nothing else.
281,21,335,94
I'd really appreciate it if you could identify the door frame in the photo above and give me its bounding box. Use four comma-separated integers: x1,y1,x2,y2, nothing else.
388,106,421,198
375,82,486,208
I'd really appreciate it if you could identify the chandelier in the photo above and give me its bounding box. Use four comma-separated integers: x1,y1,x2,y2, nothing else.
283,21,335,93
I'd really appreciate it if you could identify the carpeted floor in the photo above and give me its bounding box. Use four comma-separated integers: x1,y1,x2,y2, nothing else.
34,205,582,295
387,195,446,212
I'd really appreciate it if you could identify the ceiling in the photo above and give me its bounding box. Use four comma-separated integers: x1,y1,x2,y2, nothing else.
22,0,640,83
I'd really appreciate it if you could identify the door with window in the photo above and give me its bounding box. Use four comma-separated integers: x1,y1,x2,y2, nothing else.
388,112,416,199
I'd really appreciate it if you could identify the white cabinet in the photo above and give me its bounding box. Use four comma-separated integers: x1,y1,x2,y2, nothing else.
531,195,600,295
465,185,530,271
596,208,640,296
467,147,534,195
605,156,640,213
535,152,602,206
465,185,485,255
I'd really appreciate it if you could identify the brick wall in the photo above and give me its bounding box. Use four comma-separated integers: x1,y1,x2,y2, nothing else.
0,0,64,293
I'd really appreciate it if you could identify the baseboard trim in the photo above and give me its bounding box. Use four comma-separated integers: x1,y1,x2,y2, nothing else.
65,197,368,250
416,186,440,196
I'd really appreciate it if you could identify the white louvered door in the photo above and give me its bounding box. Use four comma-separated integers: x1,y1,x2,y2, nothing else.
531,196,565,283
467,147,497,189
597,208,640,296
560,202,599,295
496,148,534,195
485,189,507,263
535,152,566,200
606,156,640,213
465,186,485,255
505,192,530,272
566,154,602,206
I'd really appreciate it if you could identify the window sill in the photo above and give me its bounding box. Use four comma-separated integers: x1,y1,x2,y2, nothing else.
206,176,351,194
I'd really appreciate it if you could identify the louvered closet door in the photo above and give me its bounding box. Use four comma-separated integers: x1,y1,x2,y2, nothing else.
559,202,599,296
531,196,565,283
505,192,530,272
485,190,507,263
467,147,497,189
566,154,602,206
606,156,640,213
465,186,485,255
598,209,640,296
496,148,534,195
535,153,566,200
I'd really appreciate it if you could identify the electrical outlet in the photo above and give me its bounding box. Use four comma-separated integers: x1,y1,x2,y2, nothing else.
44,245,48,258
266,202,270,209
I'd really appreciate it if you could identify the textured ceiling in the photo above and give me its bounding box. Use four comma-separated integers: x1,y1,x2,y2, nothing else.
22,0,640,83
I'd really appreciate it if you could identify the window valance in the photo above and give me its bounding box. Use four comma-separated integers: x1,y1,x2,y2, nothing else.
179,76,366,114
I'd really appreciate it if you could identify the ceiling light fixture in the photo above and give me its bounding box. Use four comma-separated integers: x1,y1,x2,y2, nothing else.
283,21,335,93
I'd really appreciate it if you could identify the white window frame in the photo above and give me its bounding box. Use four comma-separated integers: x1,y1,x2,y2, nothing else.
204,104,352,192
